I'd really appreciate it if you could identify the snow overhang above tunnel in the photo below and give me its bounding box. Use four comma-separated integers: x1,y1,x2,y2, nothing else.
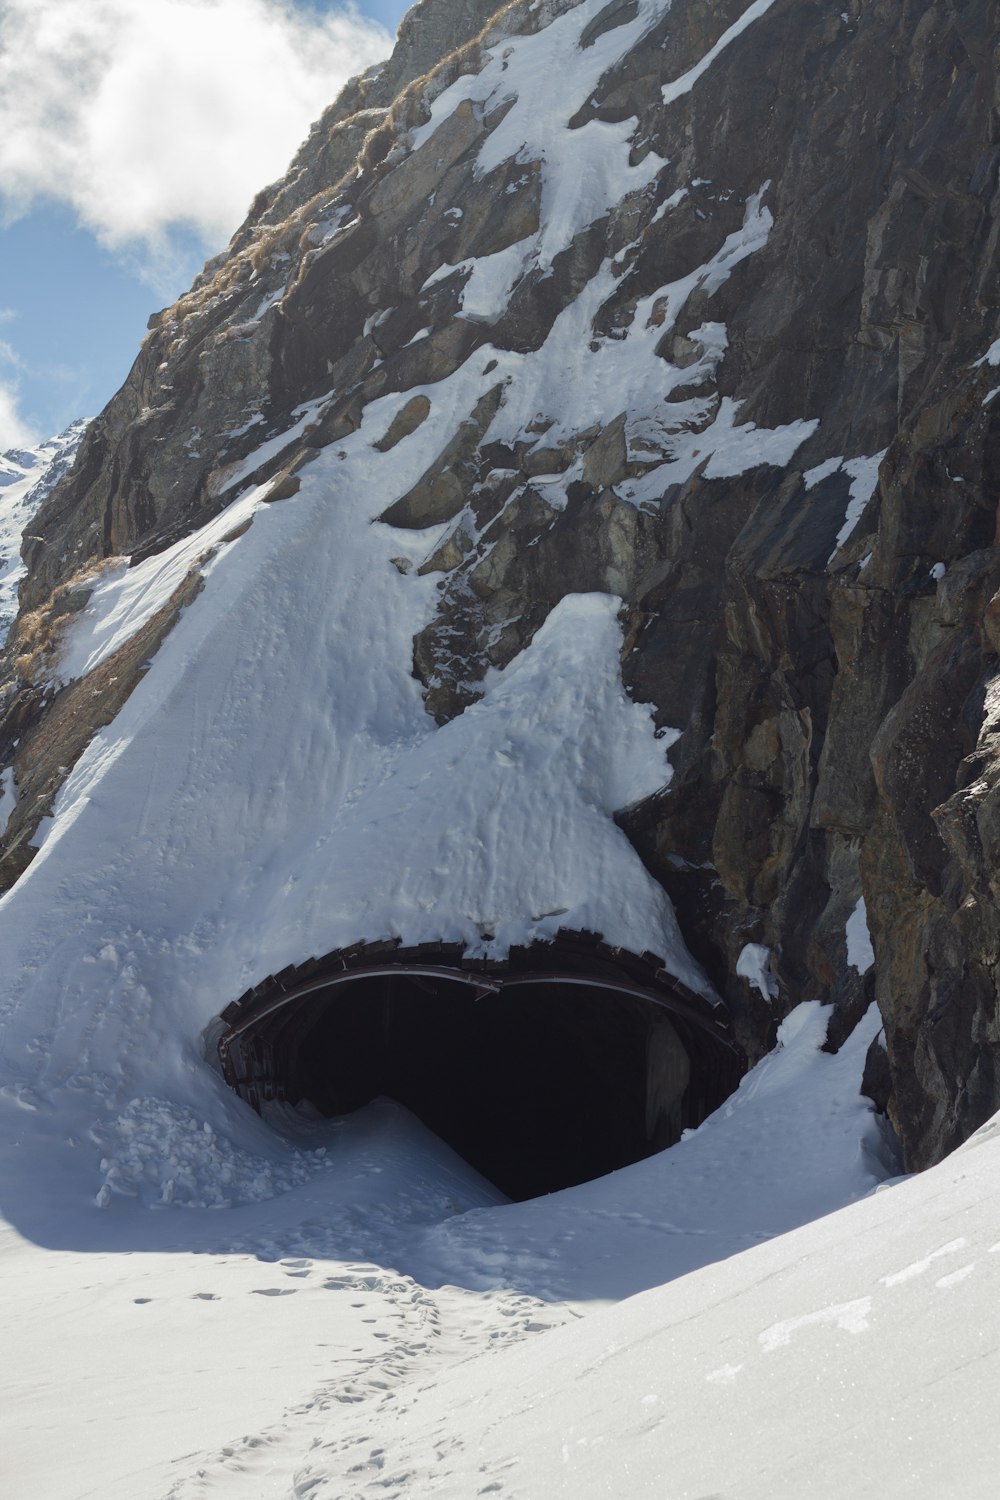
211,933,744,1201
253,592,712,988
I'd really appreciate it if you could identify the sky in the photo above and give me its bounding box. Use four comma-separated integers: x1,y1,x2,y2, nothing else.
0,0,411,450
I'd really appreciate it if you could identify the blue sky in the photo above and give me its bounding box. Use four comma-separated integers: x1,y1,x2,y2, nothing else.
0,0,410,449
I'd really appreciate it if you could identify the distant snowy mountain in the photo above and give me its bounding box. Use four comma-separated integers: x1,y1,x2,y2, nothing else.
0,419,89,642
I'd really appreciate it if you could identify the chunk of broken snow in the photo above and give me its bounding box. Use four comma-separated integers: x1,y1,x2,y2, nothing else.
736,942,778,1001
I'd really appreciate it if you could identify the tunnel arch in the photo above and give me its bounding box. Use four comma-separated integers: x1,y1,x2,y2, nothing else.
212,932,746,1201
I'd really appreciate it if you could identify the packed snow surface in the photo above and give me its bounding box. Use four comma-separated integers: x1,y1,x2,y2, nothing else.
1,1001,904,1498
298,1104,1000,1500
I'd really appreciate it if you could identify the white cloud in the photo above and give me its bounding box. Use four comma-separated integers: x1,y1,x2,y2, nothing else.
0,378,39,451
0,335,37,448
0,0,391,265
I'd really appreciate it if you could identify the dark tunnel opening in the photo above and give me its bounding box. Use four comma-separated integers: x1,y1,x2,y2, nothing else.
215,940,746,1201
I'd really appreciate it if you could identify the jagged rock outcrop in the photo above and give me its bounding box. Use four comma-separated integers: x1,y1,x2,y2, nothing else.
2,0,1000,1170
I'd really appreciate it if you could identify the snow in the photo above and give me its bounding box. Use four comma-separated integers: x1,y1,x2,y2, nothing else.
94,1094,508,1213
389,1122,1000,1500
736,940,778,1000
278,589,696,968
661,0,779,106
803,454,842,488
473,184,818,489
403,4,821,498
53,483,263,684
221,409,264,439
411,0,671,271
0,995,902,1498
216,393,329,494
649,185,687,223
422,237,536,322
807,449,887,562
846,896,875,973
251,286,286,320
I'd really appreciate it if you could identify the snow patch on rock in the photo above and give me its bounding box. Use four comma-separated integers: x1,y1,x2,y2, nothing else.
846,896,875,974
736,941,778,1000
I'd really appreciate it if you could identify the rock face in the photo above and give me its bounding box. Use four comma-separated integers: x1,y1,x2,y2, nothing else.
2,0,1000,1170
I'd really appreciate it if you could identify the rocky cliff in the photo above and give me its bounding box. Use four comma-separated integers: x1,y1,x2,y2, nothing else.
2,0,999,1172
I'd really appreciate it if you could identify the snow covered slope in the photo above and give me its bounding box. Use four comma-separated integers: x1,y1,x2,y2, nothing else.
1,1004,899,1499
288,1099,1000,1500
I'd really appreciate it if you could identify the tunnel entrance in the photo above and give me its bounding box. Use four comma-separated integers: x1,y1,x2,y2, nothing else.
214,936,745,1201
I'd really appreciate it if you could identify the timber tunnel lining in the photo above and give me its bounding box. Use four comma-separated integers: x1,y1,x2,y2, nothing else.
213,934,746,1200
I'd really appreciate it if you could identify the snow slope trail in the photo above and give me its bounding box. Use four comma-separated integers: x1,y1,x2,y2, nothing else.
283,1118,1000,1500
0,1009,893,1499
158,1278,573,1500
